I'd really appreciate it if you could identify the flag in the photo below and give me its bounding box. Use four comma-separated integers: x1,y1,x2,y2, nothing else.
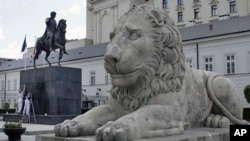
21,36,27,53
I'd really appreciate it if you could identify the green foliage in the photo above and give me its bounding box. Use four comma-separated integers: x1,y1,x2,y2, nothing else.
243,108,250,121
14,102,18,109
3,120,23,128
244,85,250,103
3,102,10,109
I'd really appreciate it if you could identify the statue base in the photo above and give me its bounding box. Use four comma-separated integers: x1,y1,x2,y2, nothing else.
3,114,77,125
20,66,81,115
36,128,229,141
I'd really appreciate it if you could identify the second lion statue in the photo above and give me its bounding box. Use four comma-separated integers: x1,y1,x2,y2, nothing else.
54,4,248,141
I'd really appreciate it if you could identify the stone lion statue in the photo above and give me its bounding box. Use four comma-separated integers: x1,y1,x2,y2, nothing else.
54,4,248,141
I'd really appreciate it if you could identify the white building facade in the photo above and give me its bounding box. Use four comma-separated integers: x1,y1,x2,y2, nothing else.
1,0,250,108
87,0,250,44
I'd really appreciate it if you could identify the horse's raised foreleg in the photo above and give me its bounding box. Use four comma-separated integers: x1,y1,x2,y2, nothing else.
45,51,51,67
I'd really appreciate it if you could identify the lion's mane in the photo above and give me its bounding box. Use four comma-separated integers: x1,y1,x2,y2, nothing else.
110,5,186,111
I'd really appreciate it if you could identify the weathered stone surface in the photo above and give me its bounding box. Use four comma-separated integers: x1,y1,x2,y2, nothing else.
53,4,247,141
37,128,229,141
3,114,77,125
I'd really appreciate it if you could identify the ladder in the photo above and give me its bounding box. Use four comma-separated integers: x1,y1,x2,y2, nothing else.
22,93,36,124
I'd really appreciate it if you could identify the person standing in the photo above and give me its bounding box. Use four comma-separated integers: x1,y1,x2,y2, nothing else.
17,89,24,114
17,85,25,114
23,93,31,116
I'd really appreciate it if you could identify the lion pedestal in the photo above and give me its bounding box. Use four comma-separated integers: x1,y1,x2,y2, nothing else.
37,128,229,141
20,66,81,124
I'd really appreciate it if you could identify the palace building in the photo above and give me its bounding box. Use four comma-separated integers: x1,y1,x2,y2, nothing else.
0,0,250,108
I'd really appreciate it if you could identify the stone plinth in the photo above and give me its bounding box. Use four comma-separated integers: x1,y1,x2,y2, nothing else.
36,128,229,141
20,66,81,115
3,114,77,125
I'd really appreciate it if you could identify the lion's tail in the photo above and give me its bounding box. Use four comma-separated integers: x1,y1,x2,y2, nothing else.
207,74,249,125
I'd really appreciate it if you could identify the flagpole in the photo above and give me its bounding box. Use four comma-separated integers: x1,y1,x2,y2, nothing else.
25,35,27,70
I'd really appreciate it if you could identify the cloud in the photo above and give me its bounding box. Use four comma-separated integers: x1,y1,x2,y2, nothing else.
66,25,86,39
68,4,82,15
0,42,23,59
82,0,87,7
0,27,4,40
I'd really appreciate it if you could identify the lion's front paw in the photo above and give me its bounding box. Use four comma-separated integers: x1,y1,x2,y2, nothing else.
205,114,230,128
96,121,135,141
54,120,83,137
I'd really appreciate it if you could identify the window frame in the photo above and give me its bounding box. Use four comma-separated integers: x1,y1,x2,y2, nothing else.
7,80,10,90
177,11,183,22
14,79,17,90
229,1,236,13
225,54,236,74
105,72,109,84
194,8,200,19
248,52,250,73
163,0,168,9
1,81,4,91
177,0,183,6
211,5,218,16
204,56,214,72
90,71,96,85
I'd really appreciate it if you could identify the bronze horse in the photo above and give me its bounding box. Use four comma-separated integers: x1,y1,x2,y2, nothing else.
33,19,67,68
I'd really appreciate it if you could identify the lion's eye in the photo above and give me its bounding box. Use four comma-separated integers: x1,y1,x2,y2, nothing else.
130,32,141,40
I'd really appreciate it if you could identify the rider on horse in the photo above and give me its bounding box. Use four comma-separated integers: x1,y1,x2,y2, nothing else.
41,11,68,54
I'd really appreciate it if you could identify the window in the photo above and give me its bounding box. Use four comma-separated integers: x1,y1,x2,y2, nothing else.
230,1,236,13
211,5,217,16
248,52,250,73
163,0,168,8
1,81,4,91
1,100,4,108
90,71,96,85
178,12,183,22
14,79,17,90
204,57,213,71
194,8,200,19
7,80,10,90
194,0,199,2
226,55,236,74
177,0,183,5
105,72,109,84
186,58,193,68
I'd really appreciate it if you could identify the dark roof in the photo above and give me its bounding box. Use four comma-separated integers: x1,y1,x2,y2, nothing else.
1,15,250,71
179,15,250,41
0,42,108,71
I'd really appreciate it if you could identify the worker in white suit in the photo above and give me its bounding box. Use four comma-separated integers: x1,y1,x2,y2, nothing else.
17,89,24,114
23,94,31,116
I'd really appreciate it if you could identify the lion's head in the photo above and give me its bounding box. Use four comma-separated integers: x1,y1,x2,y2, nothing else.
104,4,186,111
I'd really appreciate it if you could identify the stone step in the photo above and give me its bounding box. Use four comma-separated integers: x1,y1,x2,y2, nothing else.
36,128,229,141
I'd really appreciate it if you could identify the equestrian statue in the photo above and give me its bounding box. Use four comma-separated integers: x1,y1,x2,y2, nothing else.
33,11,68,68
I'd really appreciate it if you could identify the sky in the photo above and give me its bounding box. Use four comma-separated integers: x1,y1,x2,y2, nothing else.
0,0,86,59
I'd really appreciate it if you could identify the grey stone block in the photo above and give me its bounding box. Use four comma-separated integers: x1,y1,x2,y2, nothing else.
20,66,81,115
35,128,229,141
